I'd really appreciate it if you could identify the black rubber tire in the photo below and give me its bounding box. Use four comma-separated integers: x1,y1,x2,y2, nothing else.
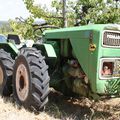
13,48,50,111
0,49,14,96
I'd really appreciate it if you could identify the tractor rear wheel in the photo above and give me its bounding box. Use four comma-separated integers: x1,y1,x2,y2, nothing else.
13,48,50,111
0,49,14,96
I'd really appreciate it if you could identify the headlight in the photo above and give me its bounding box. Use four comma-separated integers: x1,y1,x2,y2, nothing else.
100,58,120,79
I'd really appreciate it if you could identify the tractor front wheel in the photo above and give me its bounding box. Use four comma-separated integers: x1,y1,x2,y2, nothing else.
0,49,14,96
13,48,50,111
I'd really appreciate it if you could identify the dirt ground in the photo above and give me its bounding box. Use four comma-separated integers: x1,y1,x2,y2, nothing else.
46,89,120,120
0,88,120,120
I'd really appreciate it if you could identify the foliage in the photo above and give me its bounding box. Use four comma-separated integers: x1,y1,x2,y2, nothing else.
0,22,12,35
106,79,120,94
51,0,76,27
23,0,78,27
75,0,120,25
8,0,120,39
23,0,120,27
9,16,35,40
23,0,63,27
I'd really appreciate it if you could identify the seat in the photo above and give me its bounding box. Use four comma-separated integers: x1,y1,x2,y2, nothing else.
7,34,21,44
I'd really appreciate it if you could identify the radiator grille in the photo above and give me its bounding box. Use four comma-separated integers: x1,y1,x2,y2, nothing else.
103,31,120,47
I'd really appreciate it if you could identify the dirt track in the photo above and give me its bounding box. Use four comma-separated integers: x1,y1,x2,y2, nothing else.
0,89,120,120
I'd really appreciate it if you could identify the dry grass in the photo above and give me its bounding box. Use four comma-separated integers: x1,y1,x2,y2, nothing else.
0,96,59,120
0,89,120,120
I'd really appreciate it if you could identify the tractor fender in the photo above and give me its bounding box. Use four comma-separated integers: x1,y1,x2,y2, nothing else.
0,42,19,58
8,42,19,54
33,43,57,58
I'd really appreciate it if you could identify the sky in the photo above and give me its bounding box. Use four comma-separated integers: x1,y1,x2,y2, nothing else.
0,0,52,21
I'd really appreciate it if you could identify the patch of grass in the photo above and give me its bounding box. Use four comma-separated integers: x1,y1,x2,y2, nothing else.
0,88,120,120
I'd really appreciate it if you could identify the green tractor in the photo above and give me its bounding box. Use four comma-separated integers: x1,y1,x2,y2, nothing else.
0,23,120,111
33,24,120,98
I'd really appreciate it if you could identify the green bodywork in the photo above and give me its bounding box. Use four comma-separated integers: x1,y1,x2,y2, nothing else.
0,42,18,58
1,24,120,97
41,24,120,95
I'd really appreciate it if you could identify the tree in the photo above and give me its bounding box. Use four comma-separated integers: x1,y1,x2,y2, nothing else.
74,0,120,25
51,0,76,27
23,0,120,27
0,22,12,35
23,0,77,27
9,16,35,39
9,0,120,40
23,0,63,27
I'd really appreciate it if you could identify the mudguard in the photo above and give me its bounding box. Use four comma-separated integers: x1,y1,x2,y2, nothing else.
33,43,57,58
0,42,19,58
44,44,57,57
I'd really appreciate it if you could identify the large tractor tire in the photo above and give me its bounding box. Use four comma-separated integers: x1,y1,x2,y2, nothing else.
13,48,50,111
0,49,14,96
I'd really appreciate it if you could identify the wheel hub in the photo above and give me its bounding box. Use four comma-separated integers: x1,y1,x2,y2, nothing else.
16,64,29,101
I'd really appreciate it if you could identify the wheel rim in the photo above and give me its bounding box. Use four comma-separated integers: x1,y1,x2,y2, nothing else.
0,65,4,85
16,64,29,101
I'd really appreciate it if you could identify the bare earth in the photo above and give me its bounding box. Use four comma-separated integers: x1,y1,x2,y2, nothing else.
0,88,120,120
